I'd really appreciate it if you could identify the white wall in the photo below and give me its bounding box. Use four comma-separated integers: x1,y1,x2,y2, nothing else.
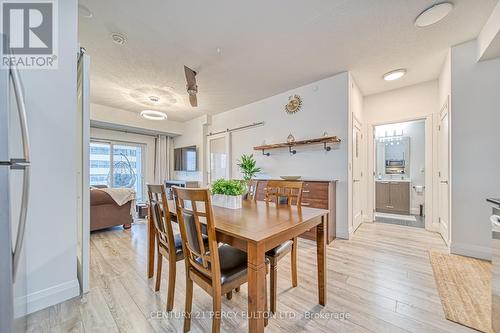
478,0,500,61
450,39,500,260
364,81,439,224
90,128,156,199
21,0,80,314
439,50,452,107
174,73,351,238
364,81,439,124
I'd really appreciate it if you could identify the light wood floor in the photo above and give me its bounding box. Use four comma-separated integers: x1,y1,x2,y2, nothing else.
27,221,478,333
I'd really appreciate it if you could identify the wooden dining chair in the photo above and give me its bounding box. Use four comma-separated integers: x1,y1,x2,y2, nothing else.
263,180,303,314
173,187,268,333
147,184,186,311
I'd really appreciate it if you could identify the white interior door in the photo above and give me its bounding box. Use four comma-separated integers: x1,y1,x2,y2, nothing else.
76,50,90,294
438,100,450,245
207,133,231,185
352,118,363,231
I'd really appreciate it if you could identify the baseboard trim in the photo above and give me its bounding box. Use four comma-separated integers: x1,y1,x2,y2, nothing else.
450,242,491,261
18,279,80,316
336,229,350,240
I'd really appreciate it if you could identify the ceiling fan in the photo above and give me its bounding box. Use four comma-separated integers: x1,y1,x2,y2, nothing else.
184,65,198,107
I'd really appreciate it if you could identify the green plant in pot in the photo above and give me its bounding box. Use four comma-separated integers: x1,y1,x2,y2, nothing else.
211,179,246,209
236,154,261,183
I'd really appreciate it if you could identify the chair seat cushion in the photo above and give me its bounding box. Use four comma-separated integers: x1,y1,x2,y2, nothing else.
265,240,293,257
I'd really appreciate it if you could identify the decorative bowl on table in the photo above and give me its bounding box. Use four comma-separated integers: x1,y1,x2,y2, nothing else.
279,176,301,181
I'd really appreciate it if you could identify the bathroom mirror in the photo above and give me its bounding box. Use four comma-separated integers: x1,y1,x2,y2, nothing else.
376,136,410,178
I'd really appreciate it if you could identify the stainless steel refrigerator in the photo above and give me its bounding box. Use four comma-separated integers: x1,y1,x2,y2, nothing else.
0,39,31,332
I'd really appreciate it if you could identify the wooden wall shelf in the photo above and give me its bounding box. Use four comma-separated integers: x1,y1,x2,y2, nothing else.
254,136,341,156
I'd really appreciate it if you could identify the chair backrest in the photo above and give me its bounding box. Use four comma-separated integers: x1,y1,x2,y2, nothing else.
245,180,259,202
264,180,304,207
147,184,176,253
173,187,221,283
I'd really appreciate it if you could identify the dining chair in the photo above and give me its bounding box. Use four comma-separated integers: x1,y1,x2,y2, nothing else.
173,187,268,333
263,180,303,314
147,184,187,311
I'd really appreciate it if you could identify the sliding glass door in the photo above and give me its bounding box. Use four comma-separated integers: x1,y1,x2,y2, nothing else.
89,141,145,202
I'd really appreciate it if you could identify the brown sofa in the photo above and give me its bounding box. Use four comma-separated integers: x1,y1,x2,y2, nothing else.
90,188,133,231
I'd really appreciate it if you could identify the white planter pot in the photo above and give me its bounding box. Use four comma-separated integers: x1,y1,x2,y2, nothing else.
212,194,242,209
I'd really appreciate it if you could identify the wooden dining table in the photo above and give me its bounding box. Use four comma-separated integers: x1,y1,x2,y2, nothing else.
147,199,329,333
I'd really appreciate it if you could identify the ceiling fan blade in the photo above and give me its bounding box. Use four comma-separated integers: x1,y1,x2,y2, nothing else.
189,94,198,107
184,65,197,87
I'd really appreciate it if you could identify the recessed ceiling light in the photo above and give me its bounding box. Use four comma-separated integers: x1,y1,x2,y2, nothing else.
415,2,454,28
78,4,93,18
111,33,127,45
383,69,407,81
140,110,168,121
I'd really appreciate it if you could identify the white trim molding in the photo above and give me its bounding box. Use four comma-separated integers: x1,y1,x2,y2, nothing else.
450,242,491,261
21,279,80,316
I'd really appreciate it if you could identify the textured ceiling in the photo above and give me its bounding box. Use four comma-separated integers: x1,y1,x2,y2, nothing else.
78,0,498,122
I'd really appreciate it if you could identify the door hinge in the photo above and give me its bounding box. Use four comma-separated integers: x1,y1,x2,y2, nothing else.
361,171,363,177
438,171,441,177
438,125,441,131
438,217,441,223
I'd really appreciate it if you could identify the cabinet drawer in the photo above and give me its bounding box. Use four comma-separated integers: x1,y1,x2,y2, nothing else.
301,198,328,209
303,182,329,199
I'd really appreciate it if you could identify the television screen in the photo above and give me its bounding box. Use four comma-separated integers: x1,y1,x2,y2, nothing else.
174,146,197,171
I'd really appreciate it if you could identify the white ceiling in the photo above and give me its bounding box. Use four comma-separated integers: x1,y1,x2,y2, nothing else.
78,0,498,122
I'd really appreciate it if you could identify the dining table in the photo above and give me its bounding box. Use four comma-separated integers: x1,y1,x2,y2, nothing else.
146,199,329,333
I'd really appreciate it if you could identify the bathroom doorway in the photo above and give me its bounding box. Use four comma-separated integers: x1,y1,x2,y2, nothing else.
373,119,426,228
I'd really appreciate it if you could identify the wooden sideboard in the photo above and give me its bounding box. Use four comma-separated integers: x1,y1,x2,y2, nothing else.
253,179,337,244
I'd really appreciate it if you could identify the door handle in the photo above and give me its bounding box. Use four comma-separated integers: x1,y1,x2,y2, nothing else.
10,65,31,281
353,179,361,183
10,66,31,162
440,180,448,184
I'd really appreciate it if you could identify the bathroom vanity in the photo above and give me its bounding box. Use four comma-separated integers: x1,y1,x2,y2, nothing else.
376,180,410,215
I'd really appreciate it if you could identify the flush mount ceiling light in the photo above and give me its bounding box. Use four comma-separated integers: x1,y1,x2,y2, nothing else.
140,110,168,121
111,33,127,45
78,4,93,18
383,69,407,81
415,2,454,27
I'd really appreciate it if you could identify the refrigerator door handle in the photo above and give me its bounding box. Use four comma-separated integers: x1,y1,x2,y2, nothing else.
9,66,31,281
10,66,30,162
12,166,29,281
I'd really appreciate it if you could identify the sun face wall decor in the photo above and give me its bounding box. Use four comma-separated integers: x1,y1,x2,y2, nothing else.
285,94,302,114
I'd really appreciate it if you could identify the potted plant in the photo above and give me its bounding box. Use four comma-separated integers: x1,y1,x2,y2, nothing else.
211,179,246,209
236,154,261,183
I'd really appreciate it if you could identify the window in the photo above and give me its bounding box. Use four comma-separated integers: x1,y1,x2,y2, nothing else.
89,141,145,202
